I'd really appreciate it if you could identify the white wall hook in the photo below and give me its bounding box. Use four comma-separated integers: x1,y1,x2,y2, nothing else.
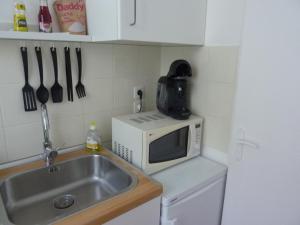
18,40,26,48
235,128,260,161
162,218,178,225
236,138,259,149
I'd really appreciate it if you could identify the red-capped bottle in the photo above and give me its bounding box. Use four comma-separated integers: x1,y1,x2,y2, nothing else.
38,0,52,33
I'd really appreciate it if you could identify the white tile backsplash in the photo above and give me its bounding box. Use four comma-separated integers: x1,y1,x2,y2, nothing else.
83,44,113,78
0,41,24,85
137,46,161,77
0,146,7,163
113,45,139,77
203,115,232,151
0,107,8,163
50,115,85,148
0,39,237,163
112,78,131,108
0,41,161,163
5,122,43,161
83,78,113,113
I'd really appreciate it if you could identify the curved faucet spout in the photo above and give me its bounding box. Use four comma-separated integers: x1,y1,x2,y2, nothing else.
41,104,58,167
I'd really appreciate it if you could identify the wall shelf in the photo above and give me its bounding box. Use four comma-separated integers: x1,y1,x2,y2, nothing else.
0,31,93,42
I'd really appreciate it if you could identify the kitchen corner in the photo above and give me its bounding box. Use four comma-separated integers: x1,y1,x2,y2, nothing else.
1,0,296,225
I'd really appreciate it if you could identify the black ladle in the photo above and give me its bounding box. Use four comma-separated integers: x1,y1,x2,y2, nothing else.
35,47,49,104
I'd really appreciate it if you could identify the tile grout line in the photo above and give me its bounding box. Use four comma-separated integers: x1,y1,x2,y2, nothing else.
0,106,9,162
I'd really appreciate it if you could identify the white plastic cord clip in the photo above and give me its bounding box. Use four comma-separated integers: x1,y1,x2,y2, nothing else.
162,218,178,225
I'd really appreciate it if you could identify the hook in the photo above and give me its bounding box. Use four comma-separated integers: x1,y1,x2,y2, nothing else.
19,40,26,48
76,42,82,49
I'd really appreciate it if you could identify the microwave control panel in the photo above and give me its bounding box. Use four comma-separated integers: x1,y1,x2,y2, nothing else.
195,123,202,146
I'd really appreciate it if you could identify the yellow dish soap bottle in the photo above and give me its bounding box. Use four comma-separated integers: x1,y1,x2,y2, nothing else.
86,122,102,153
14,1,28,32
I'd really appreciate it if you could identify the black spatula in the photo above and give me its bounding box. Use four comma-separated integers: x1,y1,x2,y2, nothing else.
20,47,37,112
50,47,63,103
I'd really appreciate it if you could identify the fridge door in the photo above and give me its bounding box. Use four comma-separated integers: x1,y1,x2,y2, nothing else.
152,156,227,207
161,177,226,225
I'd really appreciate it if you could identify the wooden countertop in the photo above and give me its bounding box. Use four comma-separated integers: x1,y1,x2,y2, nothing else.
0,149,163,225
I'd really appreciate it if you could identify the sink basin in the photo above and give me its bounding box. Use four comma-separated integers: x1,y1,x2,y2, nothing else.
0,155,137,225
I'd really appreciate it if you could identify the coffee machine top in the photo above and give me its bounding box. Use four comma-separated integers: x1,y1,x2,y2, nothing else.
156,60,192,120
167,60,192,78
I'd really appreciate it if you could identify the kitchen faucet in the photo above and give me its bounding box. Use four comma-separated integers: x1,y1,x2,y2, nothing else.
41,104,58,167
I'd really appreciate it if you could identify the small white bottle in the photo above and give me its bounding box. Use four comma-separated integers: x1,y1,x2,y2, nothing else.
86,122,102,152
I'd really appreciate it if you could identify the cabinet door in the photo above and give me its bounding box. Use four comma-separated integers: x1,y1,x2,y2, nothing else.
103,197,161,225
118,0,206,45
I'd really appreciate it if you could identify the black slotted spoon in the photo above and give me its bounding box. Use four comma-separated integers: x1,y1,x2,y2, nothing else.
75,47,86,98
20,47,37,112
35,47,49,104
50,47,63,103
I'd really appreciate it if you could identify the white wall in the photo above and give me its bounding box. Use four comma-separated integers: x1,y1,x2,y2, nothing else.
222,0,300,224
205,0,246,45
0,41,160,163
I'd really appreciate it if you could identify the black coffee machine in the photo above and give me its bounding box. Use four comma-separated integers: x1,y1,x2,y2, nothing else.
156,60,192,120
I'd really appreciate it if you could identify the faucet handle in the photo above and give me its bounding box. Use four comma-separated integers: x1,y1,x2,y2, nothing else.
45,150,58,167
49,150,58,159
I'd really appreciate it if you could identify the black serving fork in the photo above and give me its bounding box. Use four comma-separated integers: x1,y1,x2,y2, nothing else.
75,47,86,98
20,47,37,112
64,47,73,102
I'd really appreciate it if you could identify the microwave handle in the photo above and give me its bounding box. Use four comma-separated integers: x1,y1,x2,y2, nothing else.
187,126,192,151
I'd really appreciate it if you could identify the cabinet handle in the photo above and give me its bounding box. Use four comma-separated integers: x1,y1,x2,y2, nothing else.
130,0,137,26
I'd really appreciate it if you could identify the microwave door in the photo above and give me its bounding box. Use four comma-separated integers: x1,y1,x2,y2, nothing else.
148,126,189,163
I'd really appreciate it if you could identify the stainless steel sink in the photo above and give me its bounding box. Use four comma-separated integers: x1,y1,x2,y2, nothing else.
0,155,137,225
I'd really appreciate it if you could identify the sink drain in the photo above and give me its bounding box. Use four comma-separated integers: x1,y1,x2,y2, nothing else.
53,195,75,209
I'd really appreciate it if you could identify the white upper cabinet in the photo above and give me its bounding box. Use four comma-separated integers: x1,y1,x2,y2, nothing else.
86,0,207,45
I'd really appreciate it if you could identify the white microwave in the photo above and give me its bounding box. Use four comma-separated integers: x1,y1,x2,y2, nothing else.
112,111,203,174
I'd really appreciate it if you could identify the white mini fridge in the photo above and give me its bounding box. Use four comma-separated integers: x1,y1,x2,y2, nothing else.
152,156,227,225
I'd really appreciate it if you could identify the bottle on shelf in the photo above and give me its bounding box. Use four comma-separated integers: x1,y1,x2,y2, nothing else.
38,0,52,33
13,0,28,32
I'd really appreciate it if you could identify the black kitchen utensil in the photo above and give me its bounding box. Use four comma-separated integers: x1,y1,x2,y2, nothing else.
20,47,37,112
50,47,63,103
75,47,86,98
35,47,49,104
64,47,73,102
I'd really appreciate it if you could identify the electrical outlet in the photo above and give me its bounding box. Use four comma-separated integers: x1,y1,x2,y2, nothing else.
133,86,145,113
133,86,145,100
